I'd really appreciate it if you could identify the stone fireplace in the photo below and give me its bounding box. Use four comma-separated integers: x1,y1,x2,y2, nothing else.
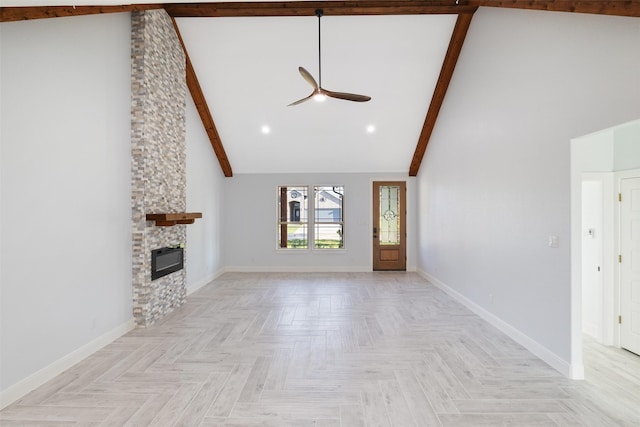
130,9,188,327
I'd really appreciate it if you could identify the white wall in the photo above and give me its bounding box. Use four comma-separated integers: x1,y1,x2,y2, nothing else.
223,173,416,271
613,120,640,171
0,13,133,400
417,7,640,377
185,96,226,293
573,119,640,173
572,129,614,172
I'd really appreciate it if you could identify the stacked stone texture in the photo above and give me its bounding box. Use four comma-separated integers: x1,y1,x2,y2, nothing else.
131,10,187,327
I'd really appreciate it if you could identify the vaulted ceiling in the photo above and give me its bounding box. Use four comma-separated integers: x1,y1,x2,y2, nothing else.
2,1,639,177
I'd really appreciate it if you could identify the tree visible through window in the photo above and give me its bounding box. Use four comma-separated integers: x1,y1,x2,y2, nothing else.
277,185,344,249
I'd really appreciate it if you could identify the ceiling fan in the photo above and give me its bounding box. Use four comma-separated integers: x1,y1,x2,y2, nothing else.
288,9,371,106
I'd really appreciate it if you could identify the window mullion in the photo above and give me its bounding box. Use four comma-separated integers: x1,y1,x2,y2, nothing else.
309,185,315,250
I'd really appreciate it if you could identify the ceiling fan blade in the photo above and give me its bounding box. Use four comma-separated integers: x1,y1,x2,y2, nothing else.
298,67,319,89
287,91,315,106
324,89,371,103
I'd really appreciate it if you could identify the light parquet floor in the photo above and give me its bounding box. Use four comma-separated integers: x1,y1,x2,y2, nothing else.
2,272,639,426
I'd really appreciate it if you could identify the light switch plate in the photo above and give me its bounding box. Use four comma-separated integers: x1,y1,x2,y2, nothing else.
548,235,559,248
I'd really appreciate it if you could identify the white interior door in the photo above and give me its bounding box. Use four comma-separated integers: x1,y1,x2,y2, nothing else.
620,177,640,356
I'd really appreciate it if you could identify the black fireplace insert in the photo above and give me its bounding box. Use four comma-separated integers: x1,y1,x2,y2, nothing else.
151,246,184,280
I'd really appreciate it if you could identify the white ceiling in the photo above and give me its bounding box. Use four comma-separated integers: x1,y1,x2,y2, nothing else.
5,1,458,174
177,14,456,174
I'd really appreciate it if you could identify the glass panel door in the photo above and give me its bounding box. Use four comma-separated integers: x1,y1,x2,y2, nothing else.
373,181,406,271
379,185,400,245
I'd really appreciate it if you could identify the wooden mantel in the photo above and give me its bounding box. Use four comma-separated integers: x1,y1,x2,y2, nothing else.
146,212,202,226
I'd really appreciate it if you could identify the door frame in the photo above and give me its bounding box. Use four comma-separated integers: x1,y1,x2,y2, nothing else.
581,177,605,342
580,173,616,346
574,169,640,352
570,123,640,380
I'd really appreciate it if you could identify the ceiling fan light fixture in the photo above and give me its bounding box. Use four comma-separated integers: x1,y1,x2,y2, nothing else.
313,93,327,102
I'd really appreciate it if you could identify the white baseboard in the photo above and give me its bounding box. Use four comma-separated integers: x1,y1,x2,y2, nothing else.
223,266,372,273
570,361,585,380
187,269,225,295
417,269,578,379
0,319,135,410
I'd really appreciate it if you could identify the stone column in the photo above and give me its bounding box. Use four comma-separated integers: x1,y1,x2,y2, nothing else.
130,9,187,327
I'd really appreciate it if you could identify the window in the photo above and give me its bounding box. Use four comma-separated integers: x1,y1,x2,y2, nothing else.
278,186,308,249
277,185,344,250
314,186,344,249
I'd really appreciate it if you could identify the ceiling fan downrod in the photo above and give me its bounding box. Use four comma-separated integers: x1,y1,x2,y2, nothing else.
316,8,323,88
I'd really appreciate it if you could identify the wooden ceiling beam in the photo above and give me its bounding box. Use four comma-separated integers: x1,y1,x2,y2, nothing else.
470,1,640,18
409,11,475,177
165,1,476,17
171,17,233,177
3,1,638,21
0,4,162,22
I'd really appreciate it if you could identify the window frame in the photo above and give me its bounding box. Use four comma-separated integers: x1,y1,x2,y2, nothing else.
277,185,309,250
313,185,345,250
276,184,345,252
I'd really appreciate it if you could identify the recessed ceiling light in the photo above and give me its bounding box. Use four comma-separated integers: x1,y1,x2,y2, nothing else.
366,125,376,133
261,125,270,134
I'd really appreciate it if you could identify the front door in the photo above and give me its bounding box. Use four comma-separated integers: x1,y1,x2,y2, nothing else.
620,176,640,356
373,181,406,271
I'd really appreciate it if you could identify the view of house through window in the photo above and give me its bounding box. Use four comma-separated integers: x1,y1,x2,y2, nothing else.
314,186,344,249
277,186,344,249
278,186,308,248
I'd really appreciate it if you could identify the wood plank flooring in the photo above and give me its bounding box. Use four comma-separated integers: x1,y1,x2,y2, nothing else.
2,272,639,426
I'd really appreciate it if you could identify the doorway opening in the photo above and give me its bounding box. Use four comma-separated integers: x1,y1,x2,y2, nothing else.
571,119,640,379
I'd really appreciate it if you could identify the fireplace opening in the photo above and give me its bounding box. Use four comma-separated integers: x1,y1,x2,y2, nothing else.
151,246,184,280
